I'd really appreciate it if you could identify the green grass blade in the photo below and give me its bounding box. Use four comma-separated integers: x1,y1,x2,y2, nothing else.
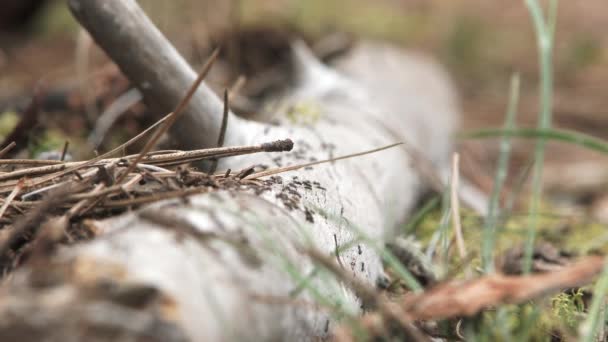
290,237,363,298
580,259,608,342
523,0,558,274
312,206,424,292
515,305,542,341
219,203,358,317
424,186,451,277
403,196,440,235
502,157,534,220
462,127,608,154
482,73,520,273
439,186,452,275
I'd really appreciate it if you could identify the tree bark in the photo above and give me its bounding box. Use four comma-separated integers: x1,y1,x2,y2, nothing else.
0,1,459,341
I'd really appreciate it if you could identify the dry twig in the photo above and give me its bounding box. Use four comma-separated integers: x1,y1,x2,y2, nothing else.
335,255,604,341
0,142,16,159
450,153,467,269
116,49,220,183
402,255,604,320
0,140,293,184
245,142,403,179
208,89,230,174
0,179,24,220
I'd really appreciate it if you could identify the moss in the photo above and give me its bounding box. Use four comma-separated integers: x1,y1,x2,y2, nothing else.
443,15,485,73
31,0,79,36
239,0,427,43
28,128,67,157
566,35,602,71
286,101,322,125
407,197,608,280
459,304,551,341
402,201,601,339
570,222,608,254
0,111,19,138
552,289,586,330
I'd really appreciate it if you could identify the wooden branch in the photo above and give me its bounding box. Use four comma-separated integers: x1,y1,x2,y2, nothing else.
67,0,251,150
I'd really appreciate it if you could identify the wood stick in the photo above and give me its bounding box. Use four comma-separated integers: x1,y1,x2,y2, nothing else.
67,0,249,150
0,142,16,159
0,140,293,183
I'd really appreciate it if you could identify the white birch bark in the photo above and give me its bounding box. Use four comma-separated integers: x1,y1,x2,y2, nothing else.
0,1,459,341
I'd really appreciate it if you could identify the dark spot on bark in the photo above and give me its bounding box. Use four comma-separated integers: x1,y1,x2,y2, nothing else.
272,156,283,167
304,208,314,223
321,142,336,151
312,181,326,191
104,283,161,309
302,180,312,190
269,176,282,184
376,276,390,290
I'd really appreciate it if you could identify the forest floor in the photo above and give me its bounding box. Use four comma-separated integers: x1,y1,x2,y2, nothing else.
1,0,608,340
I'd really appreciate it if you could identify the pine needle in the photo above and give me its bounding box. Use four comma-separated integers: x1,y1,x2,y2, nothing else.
246,142,403,180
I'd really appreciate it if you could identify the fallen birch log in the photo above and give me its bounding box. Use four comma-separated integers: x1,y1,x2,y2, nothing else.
0,0,459,340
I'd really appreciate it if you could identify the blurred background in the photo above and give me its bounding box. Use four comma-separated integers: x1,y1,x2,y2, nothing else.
1,0,608,222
